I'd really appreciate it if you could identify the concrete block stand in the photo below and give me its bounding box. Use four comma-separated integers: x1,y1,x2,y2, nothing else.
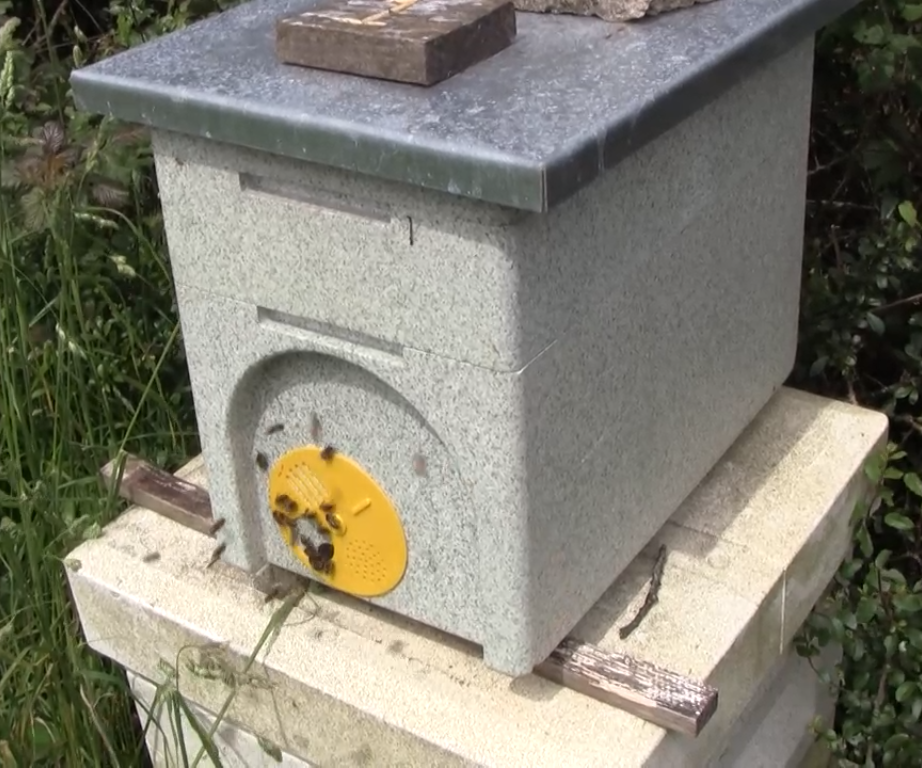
66,388,886,767
71,0,863,676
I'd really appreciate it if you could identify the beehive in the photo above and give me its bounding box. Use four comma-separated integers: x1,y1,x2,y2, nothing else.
71,0,828,675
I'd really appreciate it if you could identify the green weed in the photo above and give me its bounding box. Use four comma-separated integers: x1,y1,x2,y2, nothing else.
0,4,198,764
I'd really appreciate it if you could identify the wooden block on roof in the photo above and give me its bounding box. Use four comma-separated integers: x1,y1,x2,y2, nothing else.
275,0,516,85
275,0,517,86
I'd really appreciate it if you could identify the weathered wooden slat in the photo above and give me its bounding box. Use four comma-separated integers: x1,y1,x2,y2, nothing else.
275,0,517,86
99,454,220,537
99,453,718,736
535,638,718,737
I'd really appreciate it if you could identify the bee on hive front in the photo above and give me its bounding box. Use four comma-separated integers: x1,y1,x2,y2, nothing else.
274,494,299,516
310,551,334,574
299,534,316,556
255,452,269,472
316,542,334,561
320,445,336,461
324,511,341,530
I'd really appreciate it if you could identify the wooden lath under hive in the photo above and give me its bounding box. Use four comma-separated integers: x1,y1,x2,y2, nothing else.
100,453,719,738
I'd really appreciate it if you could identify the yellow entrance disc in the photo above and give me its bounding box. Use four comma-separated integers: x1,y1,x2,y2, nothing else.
267,445,407,597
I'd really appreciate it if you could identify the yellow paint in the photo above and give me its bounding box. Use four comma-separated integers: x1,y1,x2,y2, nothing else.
267,445,407,597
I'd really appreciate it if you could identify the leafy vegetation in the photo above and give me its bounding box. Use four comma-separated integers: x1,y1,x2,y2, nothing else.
1,0,921,764
790,1,922,766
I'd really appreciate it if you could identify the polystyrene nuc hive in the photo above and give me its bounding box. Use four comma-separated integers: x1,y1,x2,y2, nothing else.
70,0,832,675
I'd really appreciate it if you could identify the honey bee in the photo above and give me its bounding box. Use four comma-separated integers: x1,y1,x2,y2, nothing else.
319,501,334,513
300,535,331,573
310,555,333,575
263,585,282,603
255,452,269,472
299,534,316,555
266,423,285,436
211,518,226,533
274,494,299,515
320,445,336,461
324,511,341,530
316,542,334,560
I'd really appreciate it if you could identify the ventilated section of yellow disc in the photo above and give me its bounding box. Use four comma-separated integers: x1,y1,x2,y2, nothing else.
267,445,407,597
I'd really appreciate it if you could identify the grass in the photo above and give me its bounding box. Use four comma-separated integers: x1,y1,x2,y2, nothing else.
0,8,306,762
0,166,196,764
0,11,202,762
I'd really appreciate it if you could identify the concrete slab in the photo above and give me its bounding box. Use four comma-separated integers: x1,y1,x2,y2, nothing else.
66,387,886,767
129,643,836,768
715,643,839,768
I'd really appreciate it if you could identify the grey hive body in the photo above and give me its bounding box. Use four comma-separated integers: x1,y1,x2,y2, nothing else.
71,0,857,675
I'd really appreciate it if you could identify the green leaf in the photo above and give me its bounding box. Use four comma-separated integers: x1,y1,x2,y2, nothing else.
903,4,922,22
851,636,866,661
857,524,873,559
884,512,914,531
856,597,878,624
904,472,922,498
866,311,885,335
81,521,102,540
884,732,910,751
896,681,916,703
865,455,884,484
881,568,907,586
855,23,886,45
28,720,56,760
898,200,919,227
893,593,922,614
885,633,900,656
906,627,922,651
809,356,828,377
840,557,862,580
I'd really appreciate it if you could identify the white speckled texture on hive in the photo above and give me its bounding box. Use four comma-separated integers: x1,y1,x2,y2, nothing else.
153,39,815,675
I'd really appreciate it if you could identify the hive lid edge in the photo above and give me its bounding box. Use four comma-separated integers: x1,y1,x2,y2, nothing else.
67,0,862,211
69,68,554,212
